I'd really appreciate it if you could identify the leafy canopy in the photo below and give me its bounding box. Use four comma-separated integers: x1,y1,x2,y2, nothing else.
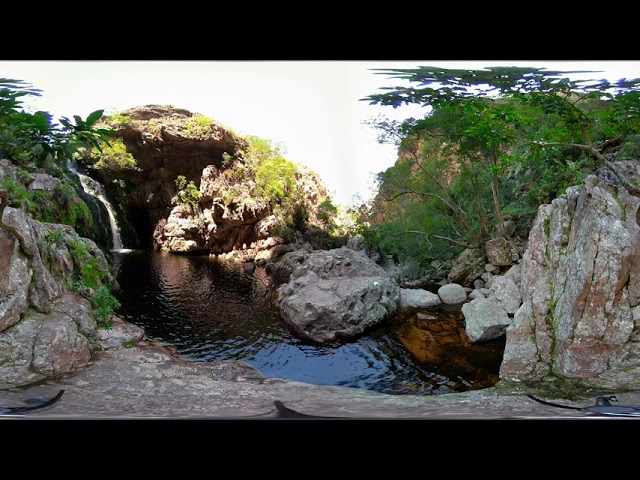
363,66,640,108
358,65,640,269
0,78,116,165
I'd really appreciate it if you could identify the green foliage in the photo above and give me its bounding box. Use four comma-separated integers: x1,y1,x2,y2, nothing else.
68,238,89,261
0,173,92,231
65,237,121,323
271,224,296,242
80,257,102,289
43,228,65,245
219,135,316,233
361,66,640,268
0,78,42,116
175,175,187,191
364,66,640,109
90,137,137,171
92,285,121,321
174,175,201,211
618,134,640,159
0,176,36,211
185,113,214,136
0,78,116,167
98,320,113,331
317,198,338,225
0,78,114,240
102,113,135,128
255,156,297,201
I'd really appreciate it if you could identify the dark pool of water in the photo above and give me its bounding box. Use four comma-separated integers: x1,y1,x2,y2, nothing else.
112,250,504,395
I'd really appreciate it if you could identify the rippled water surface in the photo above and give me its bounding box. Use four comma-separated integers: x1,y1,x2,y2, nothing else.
113,250,504,395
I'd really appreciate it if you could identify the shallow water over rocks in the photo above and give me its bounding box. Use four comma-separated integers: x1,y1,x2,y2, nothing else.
112,250,504,395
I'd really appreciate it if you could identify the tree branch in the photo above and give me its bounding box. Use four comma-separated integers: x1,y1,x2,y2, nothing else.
392,229,476,249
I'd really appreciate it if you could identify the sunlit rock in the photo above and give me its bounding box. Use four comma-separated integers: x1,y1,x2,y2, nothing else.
275,247,400,343
501,170,640,390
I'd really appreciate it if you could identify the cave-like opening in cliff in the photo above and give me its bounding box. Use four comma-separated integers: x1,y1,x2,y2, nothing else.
127,205,153,249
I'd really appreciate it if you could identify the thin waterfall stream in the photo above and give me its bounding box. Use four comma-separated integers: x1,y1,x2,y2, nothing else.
68,162,123,251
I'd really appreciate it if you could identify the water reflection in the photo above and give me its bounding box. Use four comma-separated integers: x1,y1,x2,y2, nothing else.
112,250,504,395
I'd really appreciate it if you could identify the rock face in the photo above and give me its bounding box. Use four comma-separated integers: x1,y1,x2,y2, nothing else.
91,105,334,257
275,247,400,343
500,170,640,390
92,105,248,250
447,248,486,287
0,207,114,389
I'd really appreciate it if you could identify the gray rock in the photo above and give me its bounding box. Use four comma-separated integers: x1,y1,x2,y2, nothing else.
462,298,512,342
0,230,30,332
0,207,111,388
501,173,640,390
2,341,617,419
276,247,400,343
485,263,500,274
266,249,309,285
0,316,47,387
31,312,92,376
437,283,468,304
468,289,486,300
447,248,485,287
400,288,441,308
473,279,486,289
503,263,522,286
97,318,145,350
485,236,514,267
489,276,522,315
27,173,60,192
346,235,365,250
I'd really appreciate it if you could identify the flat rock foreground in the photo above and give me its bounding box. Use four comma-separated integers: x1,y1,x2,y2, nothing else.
2,343,640,420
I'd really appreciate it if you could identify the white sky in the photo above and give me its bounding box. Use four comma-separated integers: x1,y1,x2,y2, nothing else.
2,60,640,206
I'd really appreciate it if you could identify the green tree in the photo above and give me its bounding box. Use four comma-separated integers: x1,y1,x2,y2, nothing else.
364,66,640,195
174,175,201,213
361,66,640,264
255,156,297,201
0,78,115,167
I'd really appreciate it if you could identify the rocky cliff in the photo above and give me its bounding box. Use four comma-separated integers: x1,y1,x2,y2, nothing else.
88,105,248,249
499,162,640,391
88,105,336,257
0,204,117,388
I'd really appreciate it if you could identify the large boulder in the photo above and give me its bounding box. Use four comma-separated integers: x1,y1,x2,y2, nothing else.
489,276,522,315
462,297,512,342
500,169,640,390
484,236,519,267
0,207,114,389
447,248,485,287
275,247,400,343
437,283,468,305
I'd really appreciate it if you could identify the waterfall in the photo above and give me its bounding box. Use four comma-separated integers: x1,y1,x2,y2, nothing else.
68,161,124,251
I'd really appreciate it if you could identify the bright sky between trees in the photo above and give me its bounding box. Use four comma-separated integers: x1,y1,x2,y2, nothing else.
2,60,640,207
